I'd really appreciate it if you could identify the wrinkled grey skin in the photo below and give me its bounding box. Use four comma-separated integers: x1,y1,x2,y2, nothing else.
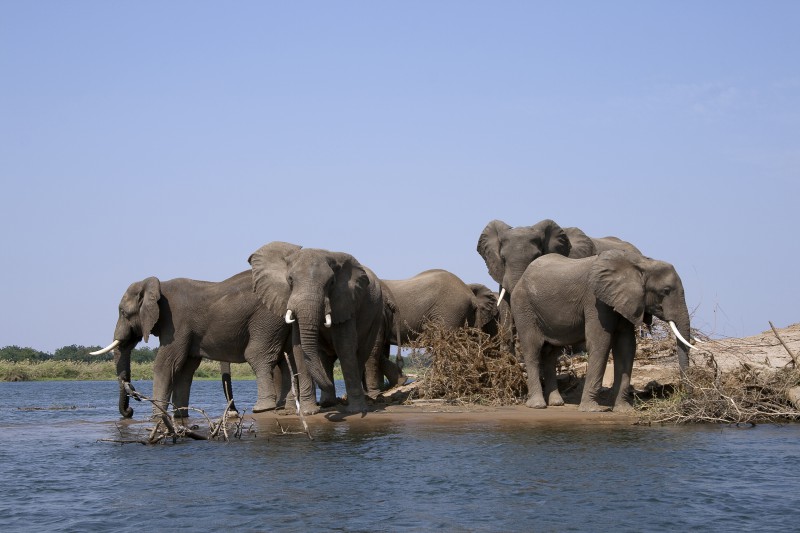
563,226,642,259
510,250,691,412
383,269,500,344
103,271,312,418
219,360,289,416
365,270,499,395
249,242,385,414
477,219,572,307
477,220,642,308
362,284,407,398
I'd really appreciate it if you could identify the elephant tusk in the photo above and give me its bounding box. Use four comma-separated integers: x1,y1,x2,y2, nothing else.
90,339,120,355
324,313,332,328
669,321,697,350
285,310,296,324
497,287,506,307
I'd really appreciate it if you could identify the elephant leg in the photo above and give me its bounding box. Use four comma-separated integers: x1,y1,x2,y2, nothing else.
172,356,202,419
247,351,279,414
610,323,636,413
381,344,408,388
579,322,613,412
318,349,338,406
274,356,290,409
220,361,239,417
332,320,368,414
542,345,565,407
363,339,385,399
289,340,321,415
151,344,184,418
516,325,547,408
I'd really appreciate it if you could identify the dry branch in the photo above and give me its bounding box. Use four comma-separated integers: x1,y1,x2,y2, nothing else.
408,319,526,405
98,388,256,445
770,320,798,368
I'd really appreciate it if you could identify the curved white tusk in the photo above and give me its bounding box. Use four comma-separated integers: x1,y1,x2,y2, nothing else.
285,310,296,324
497,287,506,307
90,339,120,356
324,313,332,328
669,321,697,350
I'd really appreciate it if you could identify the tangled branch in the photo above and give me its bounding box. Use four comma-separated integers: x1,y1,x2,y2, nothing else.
408,319,526,405
636,350,800,425
98,386,256,445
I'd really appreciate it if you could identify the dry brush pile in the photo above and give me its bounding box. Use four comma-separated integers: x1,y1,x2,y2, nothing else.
408,319,527,405
408,318,800,424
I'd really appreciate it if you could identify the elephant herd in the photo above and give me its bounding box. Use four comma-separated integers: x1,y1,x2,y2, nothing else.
93,218,696,419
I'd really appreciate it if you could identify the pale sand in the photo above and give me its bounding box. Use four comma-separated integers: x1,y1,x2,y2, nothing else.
250,402,639,430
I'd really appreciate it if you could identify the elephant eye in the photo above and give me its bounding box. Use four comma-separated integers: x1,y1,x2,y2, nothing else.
286,275,293,288
662,287,671,296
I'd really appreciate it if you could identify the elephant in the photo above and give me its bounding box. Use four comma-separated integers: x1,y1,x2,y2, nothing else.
563,226,642,258
366,271,499,393
362,283,408,395
381,269,500,344
218,359,290,417
477,219,643,307
510,249,695,412
477,219,572,307
249,242,385,414
91,271,315,418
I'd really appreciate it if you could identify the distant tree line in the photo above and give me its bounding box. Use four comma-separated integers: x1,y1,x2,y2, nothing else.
0,345,158,363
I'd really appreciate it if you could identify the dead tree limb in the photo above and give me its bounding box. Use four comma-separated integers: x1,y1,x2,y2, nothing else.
769,321,798,368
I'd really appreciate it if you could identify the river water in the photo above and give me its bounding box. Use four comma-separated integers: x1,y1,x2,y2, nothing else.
1,380,799,532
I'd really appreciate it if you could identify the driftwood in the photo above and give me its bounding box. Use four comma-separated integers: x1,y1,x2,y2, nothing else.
770,320,798,368
98,385,256,445
636,348,800,425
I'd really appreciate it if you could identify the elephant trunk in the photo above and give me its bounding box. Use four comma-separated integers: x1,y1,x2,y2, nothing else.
667,307,692,382
294,302,337,397
113,344,134,418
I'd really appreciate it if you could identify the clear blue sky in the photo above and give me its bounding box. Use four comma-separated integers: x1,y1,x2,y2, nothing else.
1,2,798,352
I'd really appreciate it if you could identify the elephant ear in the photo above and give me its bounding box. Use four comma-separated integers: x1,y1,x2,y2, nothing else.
588,250,646,326
468,283,498,330
564,227,596,258
329,253,370,324
249,241,303,317
477,220,511,286
536,219,572,257
139,277,161,343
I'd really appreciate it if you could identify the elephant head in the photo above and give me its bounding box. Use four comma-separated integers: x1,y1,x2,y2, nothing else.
477,219,571,303
563,227,597,258
91,276,161,417
588,250,692,377
467,283,500,335
249,242,370,401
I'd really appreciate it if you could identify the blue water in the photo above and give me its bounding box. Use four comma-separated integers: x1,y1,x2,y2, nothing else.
1,380,800,532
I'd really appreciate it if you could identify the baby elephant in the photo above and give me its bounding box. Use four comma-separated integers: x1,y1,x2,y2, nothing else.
511,250,694,412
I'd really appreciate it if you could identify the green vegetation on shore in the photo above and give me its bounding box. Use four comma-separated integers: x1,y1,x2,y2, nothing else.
0,359,258,382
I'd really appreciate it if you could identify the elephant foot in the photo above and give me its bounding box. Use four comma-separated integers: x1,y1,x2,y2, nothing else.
525,396,547,409
338,393,368,414
578,400,611,412
343,401,367,414
613,401,635,414
253,399,278,413
300,401,320,416
393,374,410,387
547,392,565,407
